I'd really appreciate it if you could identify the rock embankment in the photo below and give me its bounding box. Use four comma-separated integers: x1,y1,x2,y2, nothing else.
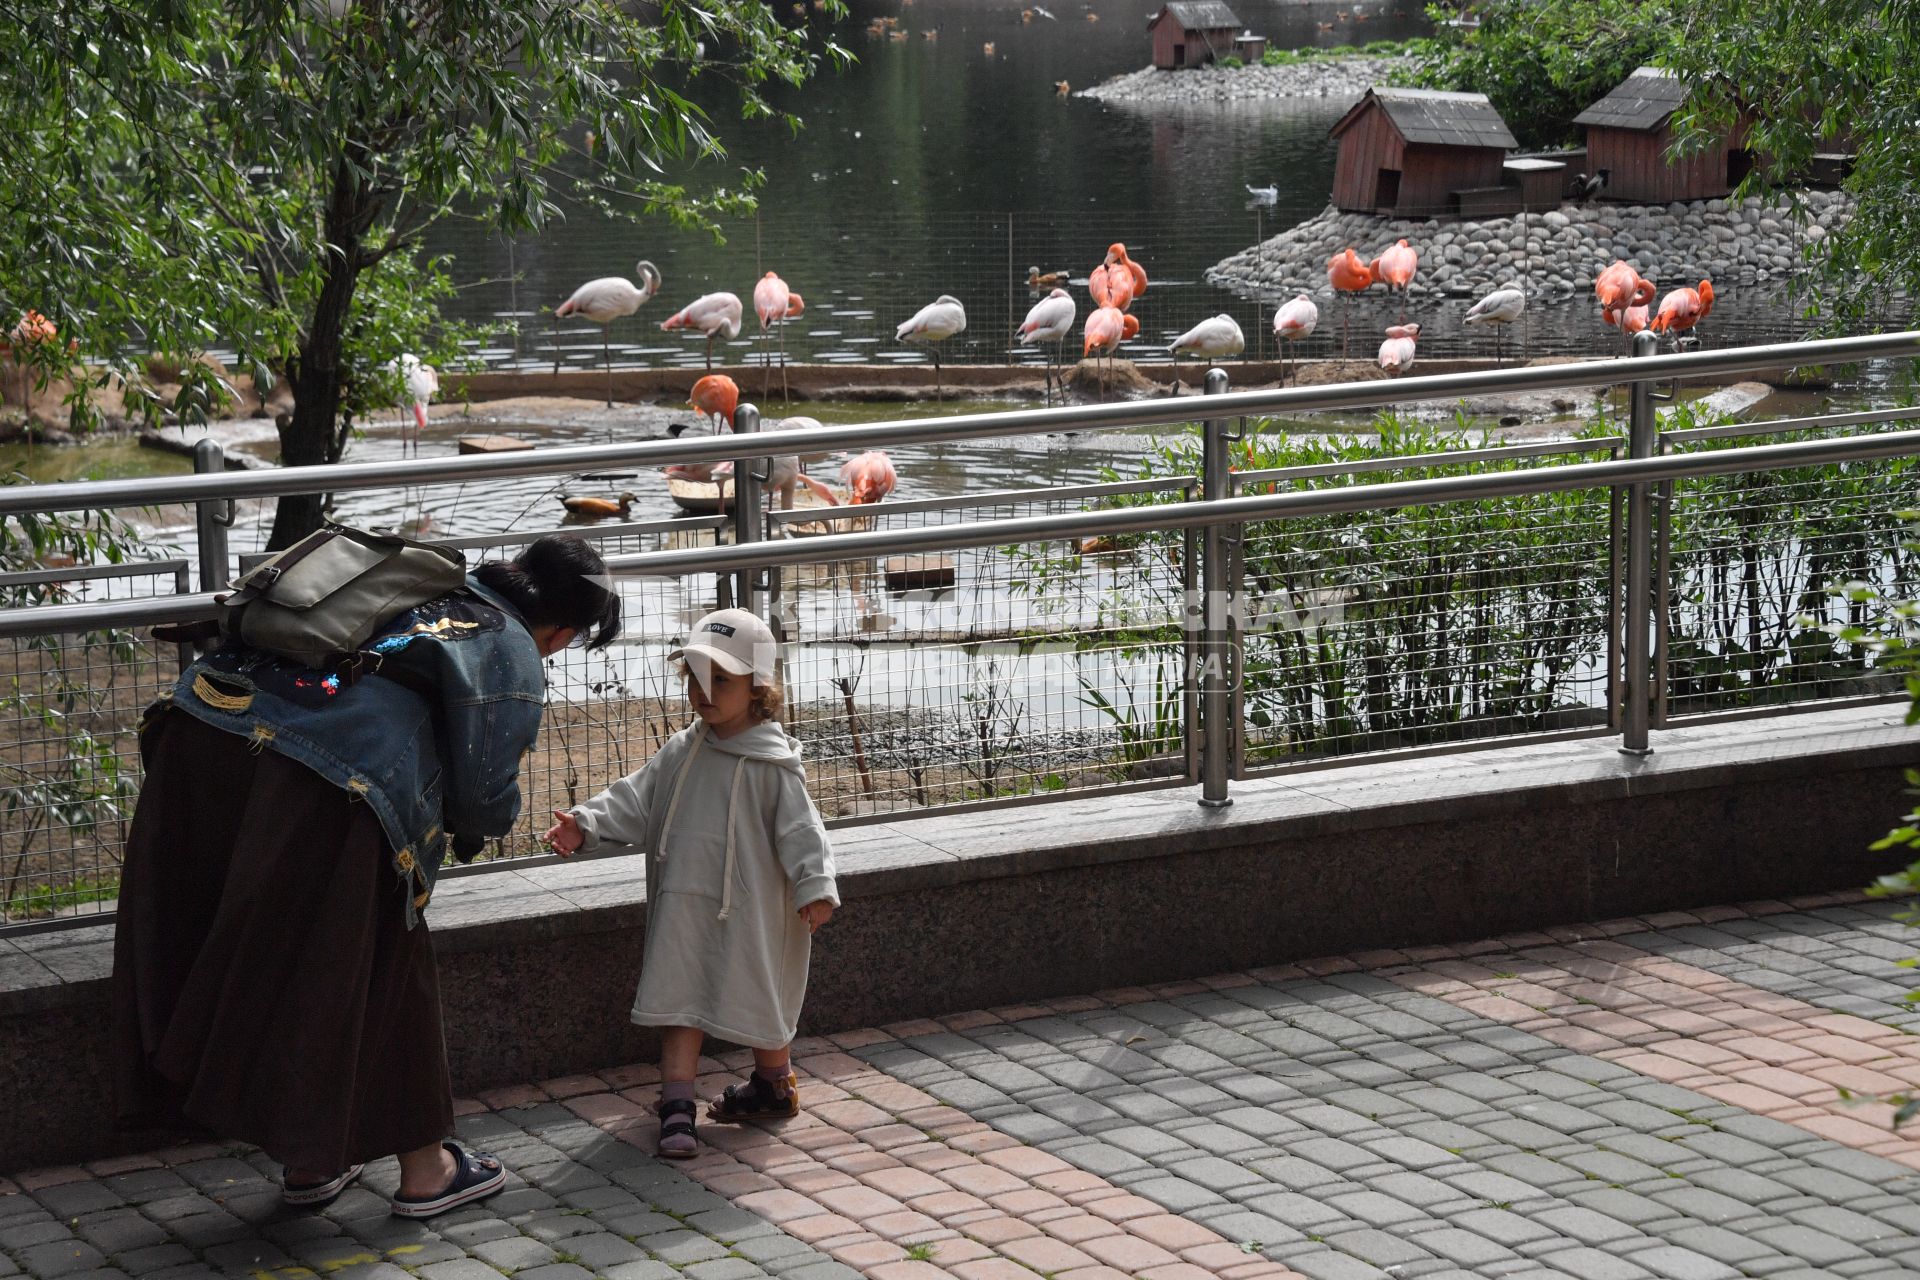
1080,57,1411,104
1206,190,1852,300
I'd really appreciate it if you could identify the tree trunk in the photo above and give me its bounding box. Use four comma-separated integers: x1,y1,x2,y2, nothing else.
267,165,371,551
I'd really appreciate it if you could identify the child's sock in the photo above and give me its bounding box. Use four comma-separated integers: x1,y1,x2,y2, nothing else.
753,1060,794,1097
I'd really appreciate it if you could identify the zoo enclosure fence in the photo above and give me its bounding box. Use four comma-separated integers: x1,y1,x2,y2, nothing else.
1,328,1918,928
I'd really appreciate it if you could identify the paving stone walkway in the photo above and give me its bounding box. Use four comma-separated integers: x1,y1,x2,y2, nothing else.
7,891,1920,1280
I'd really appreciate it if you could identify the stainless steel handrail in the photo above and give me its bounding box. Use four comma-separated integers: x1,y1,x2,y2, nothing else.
0,332,1913,516
1662,404,1920,444
1232,437,1624,486
10,425,1918,639
766,475,1196,525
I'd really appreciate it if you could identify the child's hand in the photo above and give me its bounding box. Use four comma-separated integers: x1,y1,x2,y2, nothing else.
544,810,584,857
799,899,834,934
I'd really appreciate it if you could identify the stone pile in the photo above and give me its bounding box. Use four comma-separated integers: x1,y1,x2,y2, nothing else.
1207,191,1853,301
1079,56,1409,103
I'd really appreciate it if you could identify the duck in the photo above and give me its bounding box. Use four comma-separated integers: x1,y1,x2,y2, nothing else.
560,492,637,520
1027,266,1072,288
983,41,995,54
1055,79,1071,95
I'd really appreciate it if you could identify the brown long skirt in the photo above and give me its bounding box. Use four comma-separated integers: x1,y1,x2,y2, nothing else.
112,710,453,1172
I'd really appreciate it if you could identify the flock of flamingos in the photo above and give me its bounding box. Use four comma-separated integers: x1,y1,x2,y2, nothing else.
415,240,1719,520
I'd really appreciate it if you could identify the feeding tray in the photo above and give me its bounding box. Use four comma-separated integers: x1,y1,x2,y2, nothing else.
457,434,535,454
668,475,847,524
884,554,956,591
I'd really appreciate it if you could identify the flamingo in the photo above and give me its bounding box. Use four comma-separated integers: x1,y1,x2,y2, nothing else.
689,373,739,433
555,261,662,407
896,295,967,401
841,451,897,504
752,272,805,402
1104,243,1149,301
1088,260,1136,312
1272,294,1319,385
1017,288,1076,406
1595,260,1657,325
1377,323,1420,376
384,354,438,455
1326,248,1373,357
1168,314,1244,394
1369,239,1418,323
1650,280,1715,344
1082,305,1127,400
1463,284,1525,366
659,292,743,371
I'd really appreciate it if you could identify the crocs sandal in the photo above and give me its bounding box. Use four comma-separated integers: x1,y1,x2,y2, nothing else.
708,1070,800,1123
282,1163,364,1208
389,1141,506,1219
656,1096,699,1159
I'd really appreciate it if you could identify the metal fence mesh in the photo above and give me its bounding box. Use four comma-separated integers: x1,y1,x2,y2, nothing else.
1658,415,1920,720
1233,434,1622,771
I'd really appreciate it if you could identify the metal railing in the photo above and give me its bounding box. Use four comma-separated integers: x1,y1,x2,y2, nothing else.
0,329,1917,926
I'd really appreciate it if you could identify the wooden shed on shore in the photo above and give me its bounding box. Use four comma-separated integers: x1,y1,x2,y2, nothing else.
1147,1,1241,69
1329,87,1518,217
1573,66,1751,203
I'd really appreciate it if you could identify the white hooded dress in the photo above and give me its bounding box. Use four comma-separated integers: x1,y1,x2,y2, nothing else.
566,721,837,1049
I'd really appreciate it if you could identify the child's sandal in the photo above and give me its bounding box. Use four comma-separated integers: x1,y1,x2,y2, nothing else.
708,1070,801,1123
656,1097,699,1159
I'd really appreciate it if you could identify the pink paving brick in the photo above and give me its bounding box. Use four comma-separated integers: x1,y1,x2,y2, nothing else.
14,1166,87,1191
1797,1113,1905,1148
787,1212,864,1243
941,1164,1029,1198
1048,994,1111,1011
1185,1242,1270,1269
981,1146,1074,1178
1348,949,1410,968
1037,1169,1113,1196
1795,1034,1902,1066
865,1166,953,1200
798,1052,878,1083
828,1236,909,1269
1656,1039,1747,1067
83,1154,163,1176
1696,1082,1802,1113
451,1096,489,1118
949,1131,1021,1155
1132,1214,1226,1252
828,1027,895,1050
783,1166,858,1194
883,1018,949,1039
812,1098,896,1131
1715,1035,1821,1066
1039,1213,1125,1244
868,1261,949,1280
990,1188,1072,1216
1142,1265,1226,1280
1000,1234,1099,1272
1295,957,1358,977
939,1009,1004,1032
1056,1267,1134,1280
1640,1008,1735,1037
988,1003,1053,1022
818,1184,909,1220
706,1170,781,1197
1811,1063,1912,1096
1082,1233,1183,1271
1088,1195,1170,1223
961,1215,1046,1246
1533,1025,1625,1054
909,1190,995,1220
538,1072,605,1100
901,1146,977,1174
866,1209,948,1241
826,1149,906,1176
736,1187,830,1223
474,1083,548,1110
952,1260,1044,1280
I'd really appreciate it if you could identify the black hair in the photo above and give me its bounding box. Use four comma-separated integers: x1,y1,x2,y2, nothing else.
474,534,621,651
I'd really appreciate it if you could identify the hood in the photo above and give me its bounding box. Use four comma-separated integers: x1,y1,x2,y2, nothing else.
696,719,805,771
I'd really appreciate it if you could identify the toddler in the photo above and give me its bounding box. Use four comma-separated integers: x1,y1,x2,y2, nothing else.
545,608,837,1157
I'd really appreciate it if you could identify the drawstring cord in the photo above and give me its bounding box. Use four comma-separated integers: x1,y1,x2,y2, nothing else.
717,757,745,922
653,730,706,862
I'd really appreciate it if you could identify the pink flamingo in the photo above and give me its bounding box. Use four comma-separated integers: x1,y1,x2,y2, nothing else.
659,292,743,371
1369,239,1418,323
1082,304,1127,400
1377,323,1420,376
841,451,897,504
555,262,662,406
1650,280,1715,344
688,373,739,433
1272,294,1319,385
752,272,805,402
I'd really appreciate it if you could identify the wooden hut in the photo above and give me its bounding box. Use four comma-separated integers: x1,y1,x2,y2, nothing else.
1573,66,1750,203
1329,88,1518,217
1147,2,1241,70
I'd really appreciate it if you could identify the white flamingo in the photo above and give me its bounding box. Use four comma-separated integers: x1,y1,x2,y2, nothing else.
659,291,743,371
1017,288,1076,406
896,295,967,401
1272,295,1319,386
382,354,438,455
1464,284,1525,366
555,261,662,406
1168,314,1244,393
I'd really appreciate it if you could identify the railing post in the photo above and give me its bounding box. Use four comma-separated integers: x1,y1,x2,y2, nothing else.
192,440,232,594
1621,330,1658,755
1199,367,1234,807
731,402,764,617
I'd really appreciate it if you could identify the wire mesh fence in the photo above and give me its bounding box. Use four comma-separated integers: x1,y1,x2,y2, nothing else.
0,562,192,925
1229,431,1623,773
1656,408,1920,722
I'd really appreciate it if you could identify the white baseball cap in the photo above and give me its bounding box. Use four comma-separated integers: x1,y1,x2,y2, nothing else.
668,608,779,683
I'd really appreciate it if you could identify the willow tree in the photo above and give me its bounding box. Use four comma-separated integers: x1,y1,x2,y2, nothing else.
0,0,841,546
1665,0,1917,333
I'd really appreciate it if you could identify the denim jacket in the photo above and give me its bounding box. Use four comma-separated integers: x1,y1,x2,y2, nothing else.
154,577,546,927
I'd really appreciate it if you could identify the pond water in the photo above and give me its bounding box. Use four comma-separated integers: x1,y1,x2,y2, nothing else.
420,0,1824,376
